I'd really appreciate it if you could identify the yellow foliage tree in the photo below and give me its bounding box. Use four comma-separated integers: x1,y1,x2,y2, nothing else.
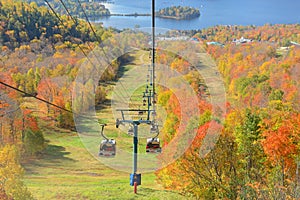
0,145,32,200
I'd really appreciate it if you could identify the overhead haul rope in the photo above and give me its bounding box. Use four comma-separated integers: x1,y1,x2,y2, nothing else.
44,0,130,105
64,0,134,104
75,0,142,105
0,81,110,125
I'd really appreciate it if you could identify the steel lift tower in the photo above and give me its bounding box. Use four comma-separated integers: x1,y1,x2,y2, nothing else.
115,0,156,194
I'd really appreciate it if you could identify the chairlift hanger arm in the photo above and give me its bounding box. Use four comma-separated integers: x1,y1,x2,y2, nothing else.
152,131,159,140
100,124,109,140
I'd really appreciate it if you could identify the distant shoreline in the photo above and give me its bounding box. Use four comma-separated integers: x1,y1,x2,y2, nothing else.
108,13,199,20
156,14,199,20
110,13,150,17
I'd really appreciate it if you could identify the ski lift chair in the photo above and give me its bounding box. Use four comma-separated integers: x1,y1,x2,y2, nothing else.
150,124,158,133
146,137,161,153
99,139,116,157
99,124,116,157
128,126,134,135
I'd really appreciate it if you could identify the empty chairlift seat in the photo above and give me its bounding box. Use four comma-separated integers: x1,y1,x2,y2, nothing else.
99,139,116,157
128,127,134,135
146,138,161,153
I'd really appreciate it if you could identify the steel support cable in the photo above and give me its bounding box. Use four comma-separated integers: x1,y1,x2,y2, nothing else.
59,0,133,105
0,81,113,125
56,0,98,58
44,0,129,106
44,0,64,24
76,0,99,41
1,2,119,133
46,0,143,103
76,0,136,100
58,0,78,25
115,69,137,100
47,0,143,118
44,0,94,61
63,0,110,72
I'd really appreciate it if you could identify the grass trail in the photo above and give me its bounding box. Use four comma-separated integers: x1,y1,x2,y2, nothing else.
24,128,189,199
23,50,191,199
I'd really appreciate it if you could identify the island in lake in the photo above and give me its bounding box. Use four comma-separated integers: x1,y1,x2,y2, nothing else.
156,6,200,20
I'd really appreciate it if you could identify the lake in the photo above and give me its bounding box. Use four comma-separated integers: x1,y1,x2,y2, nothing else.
96,0,300,30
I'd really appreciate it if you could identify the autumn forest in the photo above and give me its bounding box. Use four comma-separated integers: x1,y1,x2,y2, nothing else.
0,0,300,199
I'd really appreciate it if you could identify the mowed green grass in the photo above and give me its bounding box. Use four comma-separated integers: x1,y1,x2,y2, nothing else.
23,129,190,200
23,50,192,199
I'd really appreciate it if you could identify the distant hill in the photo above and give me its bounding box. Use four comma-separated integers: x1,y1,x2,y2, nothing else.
24,0,110,18
0,0,107,49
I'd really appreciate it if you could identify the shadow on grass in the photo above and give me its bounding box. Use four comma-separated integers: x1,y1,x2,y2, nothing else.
42,144,75,162
95,99,112,110
116,53,136,78
24,144,76,174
